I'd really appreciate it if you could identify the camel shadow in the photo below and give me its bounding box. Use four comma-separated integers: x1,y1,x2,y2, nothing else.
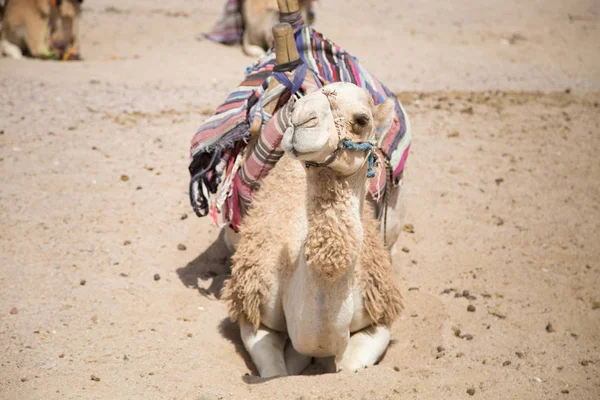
176,230,232,299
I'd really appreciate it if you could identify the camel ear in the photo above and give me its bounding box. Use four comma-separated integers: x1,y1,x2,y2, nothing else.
373,98,395,138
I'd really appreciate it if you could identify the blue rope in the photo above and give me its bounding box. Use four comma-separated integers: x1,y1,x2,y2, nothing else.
342,139,376,178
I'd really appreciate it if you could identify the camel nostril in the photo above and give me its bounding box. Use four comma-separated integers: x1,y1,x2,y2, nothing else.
294,114,318,128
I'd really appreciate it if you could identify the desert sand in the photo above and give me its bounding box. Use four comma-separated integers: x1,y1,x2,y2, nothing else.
1,0,599,399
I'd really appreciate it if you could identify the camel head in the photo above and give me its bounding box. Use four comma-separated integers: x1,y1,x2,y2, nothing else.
282,82,395,177
50,0,83,59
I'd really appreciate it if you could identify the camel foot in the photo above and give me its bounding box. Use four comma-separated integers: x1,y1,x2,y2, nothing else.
284,341,312,375
1,40,23,59
242,43,267,57
240,318,288,378
336,325,391,372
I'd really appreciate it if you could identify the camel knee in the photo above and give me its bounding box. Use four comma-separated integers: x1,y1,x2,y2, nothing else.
240,319,288,378
337,325,391,372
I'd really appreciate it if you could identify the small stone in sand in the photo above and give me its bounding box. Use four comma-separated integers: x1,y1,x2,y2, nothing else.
91,375,100,382
495,178,504,185
187,333,193,338
502,360,511,366
546,322,555,333
442,288,452,294
177,243,187,251
401,247,410,253
153,274,161,281
123,354,129,361
464,334,474,341
80,279,86,286
561,389,569,394
447,131,460,138
59,354,65,358
123,240,131,246
467,388,476,396
180,214,188,220
402,223,415,233
408,287,419,291
515,351,524,359
580,360,590,366
393,366,400,372
490,311,507,319
467,305,476,312
10,307,18,315
437,346,445,353
462,290,470,297
21,377,28,382
120,174,129,182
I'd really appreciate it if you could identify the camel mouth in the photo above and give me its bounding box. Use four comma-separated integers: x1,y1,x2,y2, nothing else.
287,146,318,160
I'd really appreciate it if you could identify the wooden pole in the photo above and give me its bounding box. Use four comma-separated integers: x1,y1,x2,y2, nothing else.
272,23,300,65
248,22,300,136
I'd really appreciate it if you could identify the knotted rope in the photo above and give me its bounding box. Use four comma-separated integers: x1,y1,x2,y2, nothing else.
341,139,377,178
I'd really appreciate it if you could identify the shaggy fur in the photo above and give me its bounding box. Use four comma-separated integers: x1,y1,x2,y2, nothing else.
304,167,362,281
358,215,404,326
222,155,403,330
222,156,306,330
223,84,403,376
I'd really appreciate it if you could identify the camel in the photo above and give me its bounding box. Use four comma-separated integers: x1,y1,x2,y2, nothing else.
1,0,82,60
242,0,314,57
222,82,404,377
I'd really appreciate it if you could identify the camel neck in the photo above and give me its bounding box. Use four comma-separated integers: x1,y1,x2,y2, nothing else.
303,165,368,281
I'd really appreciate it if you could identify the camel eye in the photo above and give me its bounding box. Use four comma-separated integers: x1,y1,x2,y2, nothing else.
353,114,369,128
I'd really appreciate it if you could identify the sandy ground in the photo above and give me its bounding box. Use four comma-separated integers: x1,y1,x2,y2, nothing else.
1,1,599,399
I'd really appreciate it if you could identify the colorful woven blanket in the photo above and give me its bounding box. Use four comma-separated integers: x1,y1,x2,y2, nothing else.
190,25,411,231
203,0,244,45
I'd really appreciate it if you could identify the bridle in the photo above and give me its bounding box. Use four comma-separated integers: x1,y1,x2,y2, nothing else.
303,89,378,178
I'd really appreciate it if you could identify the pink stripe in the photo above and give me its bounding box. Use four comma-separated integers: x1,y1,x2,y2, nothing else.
191,114,245,147
216,100,246,113
393,144,411,179
349,60,362,87
381,117,400,151
260,122,285,147
244,157,268,180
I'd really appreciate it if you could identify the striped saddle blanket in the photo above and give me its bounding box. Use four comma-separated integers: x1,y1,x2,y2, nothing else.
189,25,411,231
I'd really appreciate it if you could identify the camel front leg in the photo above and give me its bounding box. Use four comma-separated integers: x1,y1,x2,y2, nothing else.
284,340,312,375
239,317,288,378
25,15,53,58
336,325,391,372
242,30,267,57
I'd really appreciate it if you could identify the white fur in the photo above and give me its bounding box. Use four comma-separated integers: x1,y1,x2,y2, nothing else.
1,39,23,59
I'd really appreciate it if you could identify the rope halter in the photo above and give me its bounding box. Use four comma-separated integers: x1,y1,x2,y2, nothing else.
304,89,378,178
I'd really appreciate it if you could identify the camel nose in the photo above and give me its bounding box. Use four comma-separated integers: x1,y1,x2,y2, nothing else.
292,111,318,129
291,95,325,128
